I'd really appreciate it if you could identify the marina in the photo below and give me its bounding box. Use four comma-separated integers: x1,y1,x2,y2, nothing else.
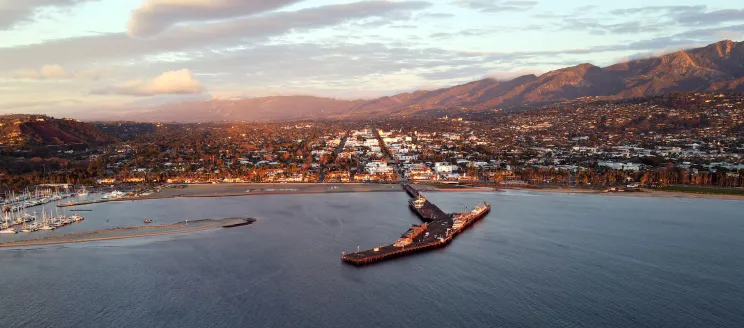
1,207,85,234
1,187,79,213
341,184,490,266
0,187,95,235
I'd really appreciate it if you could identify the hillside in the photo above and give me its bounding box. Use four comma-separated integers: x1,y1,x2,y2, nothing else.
0,115,118,146
125,40,744,122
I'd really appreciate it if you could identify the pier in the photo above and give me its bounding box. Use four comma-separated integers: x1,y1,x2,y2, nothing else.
342,183,490,266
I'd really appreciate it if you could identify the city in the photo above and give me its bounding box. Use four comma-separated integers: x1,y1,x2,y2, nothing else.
2,92,742,194
2,1,744,327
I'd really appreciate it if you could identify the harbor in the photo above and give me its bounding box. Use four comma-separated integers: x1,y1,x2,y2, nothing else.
1,186,77,213
1,206,85,235
0,187,123,235
341,183,490,266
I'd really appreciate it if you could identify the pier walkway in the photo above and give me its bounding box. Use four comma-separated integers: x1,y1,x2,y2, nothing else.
342,183,489,266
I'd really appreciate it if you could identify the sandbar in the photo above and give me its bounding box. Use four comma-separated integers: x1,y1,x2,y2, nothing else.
0,218,255,248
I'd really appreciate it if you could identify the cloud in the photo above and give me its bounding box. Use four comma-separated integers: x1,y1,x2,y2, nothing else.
0,1,430,72
676,9,744,26
11,65,111,80
0,0,95,30
416,12,455,19
150,42,490,85
609,5,705,16
454,0,537,13
619,44,701,63
609,6,744,27
127,0,303,37
13,64,71,80
91,69,204,96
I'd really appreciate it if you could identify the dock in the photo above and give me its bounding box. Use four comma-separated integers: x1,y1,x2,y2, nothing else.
342,183,490,266
57,199,112,207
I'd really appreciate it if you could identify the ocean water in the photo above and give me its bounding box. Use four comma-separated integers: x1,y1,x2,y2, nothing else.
0,191,742,328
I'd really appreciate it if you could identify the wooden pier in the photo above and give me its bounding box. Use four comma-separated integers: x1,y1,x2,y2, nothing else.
342,183,490,266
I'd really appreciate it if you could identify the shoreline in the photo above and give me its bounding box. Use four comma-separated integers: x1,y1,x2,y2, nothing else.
57,183,403,207
407,182,744,200
506,187,744,201
132,183,402,201
0,218,255,248
59,183,744,207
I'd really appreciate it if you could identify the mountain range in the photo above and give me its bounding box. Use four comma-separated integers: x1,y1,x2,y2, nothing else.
131,40,744,122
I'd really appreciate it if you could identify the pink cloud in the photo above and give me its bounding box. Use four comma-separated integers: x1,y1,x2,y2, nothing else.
92,69,204,96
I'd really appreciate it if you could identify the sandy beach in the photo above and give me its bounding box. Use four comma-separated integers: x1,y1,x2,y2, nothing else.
512,187,744,201
59,183,744,209
140,183,403,199
138,183,744,201
410,183,744,201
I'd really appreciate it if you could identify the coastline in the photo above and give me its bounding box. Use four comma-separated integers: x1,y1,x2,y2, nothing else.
60,183,744,207
137,183,402,200
404,182,744,201
507,187,744,201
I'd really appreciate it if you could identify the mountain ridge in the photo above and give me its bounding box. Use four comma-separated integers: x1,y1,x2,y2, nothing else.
126,40,744,122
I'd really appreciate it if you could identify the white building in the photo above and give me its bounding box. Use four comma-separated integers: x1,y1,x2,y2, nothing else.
366,161,393,174
434,162,458,174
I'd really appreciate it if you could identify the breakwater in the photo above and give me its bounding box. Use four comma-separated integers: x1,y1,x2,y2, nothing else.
0,218,255,248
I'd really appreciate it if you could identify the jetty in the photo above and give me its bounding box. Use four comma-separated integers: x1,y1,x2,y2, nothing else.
341,183,490,266
57,199,112,207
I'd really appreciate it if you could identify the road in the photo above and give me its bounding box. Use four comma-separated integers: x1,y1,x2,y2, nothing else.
318,131,349,183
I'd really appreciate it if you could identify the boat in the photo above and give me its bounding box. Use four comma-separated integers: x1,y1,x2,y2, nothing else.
38,210,55,230
1,213,14,230
20,217,36,232
19,213,33,232
144,218,153,224
1,209,18,234
101,190,125,200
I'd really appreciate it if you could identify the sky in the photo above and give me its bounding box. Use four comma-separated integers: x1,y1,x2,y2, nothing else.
0,0,742,117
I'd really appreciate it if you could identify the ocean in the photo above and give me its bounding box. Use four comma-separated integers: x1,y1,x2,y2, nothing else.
0,190,742,328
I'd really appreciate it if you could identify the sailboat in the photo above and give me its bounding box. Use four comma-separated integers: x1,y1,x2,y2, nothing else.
0,211,17,234
28,211,40,231
38,209,55,231
20,210,33,232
